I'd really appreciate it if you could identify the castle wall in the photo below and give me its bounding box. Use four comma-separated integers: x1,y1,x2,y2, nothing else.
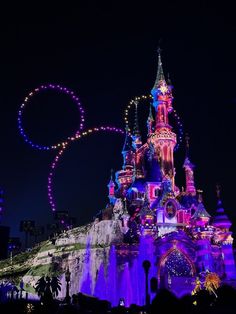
222,243,236,280
196,239,214,272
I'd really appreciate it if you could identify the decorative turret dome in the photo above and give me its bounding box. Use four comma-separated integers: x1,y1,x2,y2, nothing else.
192,202,211,227
213,199,231,230
192,202,211,219
213,185,232,230
183,156,194,169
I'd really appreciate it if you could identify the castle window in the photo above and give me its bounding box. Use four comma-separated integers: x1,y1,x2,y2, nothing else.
154,188,159,197
138,192,144,199
132,191,138,199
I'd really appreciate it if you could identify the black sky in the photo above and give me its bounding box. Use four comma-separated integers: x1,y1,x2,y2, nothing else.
1,2,236,243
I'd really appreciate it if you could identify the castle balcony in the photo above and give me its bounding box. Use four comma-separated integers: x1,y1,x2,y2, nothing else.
156,222,187,228
150,128,177,144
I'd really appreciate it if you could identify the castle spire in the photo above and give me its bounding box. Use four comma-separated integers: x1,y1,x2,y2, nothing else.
122,125,131,153
151,48,173,124
192,190,211,227
152,48,166,90
107,169,116,204
183,134,196,196
148,103,154,120
213,184,231,230
147,104,154,135
150,49,176,182
122,126,133,169
216,183,221,200
133,101,140,137
185,133,190,157
132,101,142,150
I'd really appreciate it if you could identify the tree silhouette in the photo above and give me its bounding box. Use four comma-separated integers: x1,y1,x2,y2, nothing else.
34,275,61,304
35,276,46,298
44,276,53,303
51,276,61,298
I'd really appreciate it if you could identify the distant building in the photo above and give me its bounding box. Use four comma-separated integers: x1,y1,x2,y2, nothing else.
0,226,10,260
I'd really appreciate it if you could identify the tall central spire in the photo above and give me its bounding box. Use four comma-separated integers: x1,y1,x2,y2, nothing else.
151,48,173,124
152,47,166,90
150,48,176,182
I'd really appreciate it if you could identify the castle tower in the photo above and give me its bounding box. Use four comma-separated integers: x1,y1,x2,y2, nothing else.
132,101,142,150
147,104,154,136
191,194,211,228
116,128,134,191
107,169,116,204
150,49,176,182
213,185,236,279
213,185,232,231
122,126,133,170
183,134,196,195
192,192,214,272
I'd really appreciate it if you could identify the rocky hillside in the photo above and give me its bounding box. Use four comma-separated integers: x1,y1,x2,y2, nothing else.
0,220,124,297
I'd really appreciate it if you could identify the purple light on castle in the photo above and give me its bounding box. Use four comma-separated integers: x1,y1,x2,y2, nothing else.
83,50,236,305
15,52,236,306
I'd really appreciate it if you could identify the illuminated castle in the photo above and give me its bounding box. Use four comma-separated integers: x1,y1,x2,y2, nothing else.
18,52,236,306
103,50,236,294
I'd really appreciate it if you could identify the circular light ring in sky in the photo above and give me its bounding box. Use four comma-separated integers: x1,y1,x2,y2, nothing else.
17,84,85,150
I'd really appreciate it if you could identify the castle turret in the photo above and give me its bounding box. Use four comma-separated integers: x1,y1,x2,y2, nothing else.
213,185,231,230
121,198,130,234
183,134,196,196
213,185,236,279
107,169,116,204
151,49,173,127
132,101,142,150
149,49,176,183
116,128,134,190
193,192,214,272
122,126,133,170
192,192,211,227
147,104,154,136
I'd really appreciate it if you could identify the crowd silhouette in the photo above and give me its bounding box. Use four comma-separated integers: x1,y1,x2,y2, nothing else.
1,279,236,313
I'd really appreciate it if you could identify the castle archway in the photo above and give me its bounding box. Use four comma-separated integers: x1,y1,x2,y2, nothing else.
158,247,196,290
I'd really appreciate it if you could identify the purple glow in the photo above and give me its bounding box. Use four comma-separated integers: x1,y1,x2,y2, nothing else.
93,263,107,300
80,238,92,295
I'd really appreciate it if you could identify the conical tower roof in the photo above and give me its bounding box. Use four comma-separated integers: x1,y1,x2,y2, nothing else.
183,134,194,169
147,104,154,122
213,185,231,229
152,48,166,90
122,126,132,153
133,101,141,137
107,169,115,187
192,202,211,219
213,199,231,229
183,156,195,169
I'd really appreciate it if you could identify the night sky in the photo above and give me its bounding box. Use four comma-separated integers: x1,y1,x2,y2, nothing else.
1,2,236,244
